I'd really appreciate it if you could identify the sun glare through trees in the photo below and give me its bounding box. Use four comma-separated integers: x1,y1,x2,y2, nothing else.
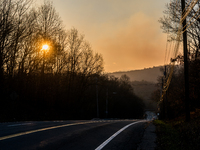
42,45,49,51
0,0,144,121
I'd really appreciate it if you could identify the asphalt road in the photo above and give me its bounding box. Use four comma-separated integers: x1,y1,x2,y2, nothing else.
0,120,147,150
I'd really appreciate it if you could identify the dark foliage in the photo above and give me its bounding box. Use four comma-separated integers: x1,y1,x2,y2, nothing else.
156,60,200,120
0,73,145,121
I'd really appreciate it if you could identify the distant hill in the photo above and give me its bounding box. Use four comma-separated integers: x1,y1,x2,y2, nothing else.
108,66,163,110
108,66,163,83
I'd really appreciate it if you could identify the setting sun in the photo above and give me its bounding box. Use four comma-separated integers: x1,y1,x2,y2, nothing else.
42,44,49,50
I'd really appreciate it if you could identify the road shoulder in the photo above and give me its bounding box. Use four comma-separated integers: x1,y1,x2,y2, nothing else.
137,121,157,150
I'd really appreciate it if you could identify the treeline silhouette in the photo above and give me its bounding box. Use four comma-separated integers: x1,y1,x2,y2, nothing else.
0,0,144,121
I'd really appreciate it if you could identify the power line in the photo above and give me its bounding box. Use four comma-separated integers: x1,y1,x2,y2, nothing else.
171,0,199,31
182,12,200,34
160,0,194,102
181,5,200,31
164,0,179,65
180,0,199,23
164,36,169,65
161,0,199,103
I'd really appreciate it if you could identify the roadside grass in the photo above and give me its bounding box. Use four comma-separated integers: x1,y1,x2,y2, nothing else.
154,116,200,150
154,120,180,150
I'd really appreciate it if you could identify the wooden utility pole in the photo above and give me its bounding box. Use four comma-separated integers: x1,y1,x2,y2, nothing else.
164,65,168,119
106,88,108,118
181,0,190,122
96,77,99,118
162,77,165,119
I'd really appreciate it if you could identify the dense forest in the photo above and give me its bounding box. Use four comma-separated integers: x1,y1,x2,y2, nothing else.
0,0,144,122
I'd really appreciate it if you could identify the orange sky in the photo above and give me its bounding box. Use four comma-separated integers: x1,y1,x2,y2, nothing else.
36,0,169,72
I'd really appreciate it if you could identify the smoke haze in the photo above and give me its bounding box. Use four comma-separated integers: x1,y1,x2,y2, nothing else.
36,0,169,72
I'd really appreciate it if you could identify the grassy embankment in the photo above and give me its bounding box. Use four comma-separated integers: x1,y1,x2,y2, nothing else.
154,114,200,150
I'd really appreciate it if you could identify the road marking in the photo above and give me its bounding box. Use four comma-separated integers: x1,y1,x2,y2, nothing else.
0,121,96,141
0,120,137,141
8,123,33,127
95,120,146,150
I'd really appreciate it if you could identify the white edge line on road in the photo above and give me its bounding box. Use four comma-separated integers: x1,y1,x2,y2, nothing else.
95,120,146,150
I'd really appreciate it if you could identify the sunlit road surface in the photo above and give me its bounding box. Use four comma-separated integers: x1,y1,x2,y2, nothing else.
0,120,147,150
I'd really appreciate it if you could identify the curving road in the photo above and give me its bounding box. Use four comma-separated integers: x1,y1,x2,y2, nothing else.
0,120,147,150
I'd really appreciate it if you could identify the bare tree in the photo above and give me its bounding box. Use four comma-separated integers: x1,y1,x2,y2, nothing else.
6,0,34,77
159,0,200,60
17,0,66,75
64,28,103,75
0,0,16,78
0,0,33,97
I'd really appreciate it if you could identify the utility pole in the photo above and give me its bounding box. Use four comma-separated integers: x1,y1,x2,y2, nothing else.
96,77,99,118
181,0,190,122
164,66,168,119
162,77,165,119
106,88,108,118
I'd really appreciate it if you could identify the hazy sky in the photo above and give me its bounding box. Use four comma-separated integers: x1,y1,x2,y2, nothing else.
36,0,169,72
